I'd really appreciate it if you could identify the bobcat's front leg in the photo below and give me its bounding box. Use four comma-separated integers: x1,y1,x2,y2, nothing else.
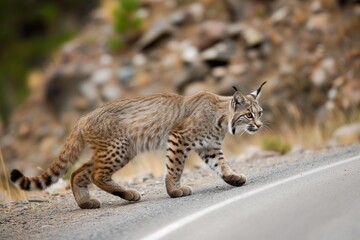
165,129,192,198
197,148,246,187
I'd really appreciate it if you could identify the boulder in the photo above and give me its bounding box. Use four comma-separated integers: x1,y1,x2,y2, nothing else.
196,21,228,50
329,123,360,146
137,19,175,51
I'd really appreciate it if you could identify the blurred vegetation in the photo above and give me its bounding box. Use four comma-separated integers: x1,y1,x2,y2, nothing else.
262,136,291,155
0,0,98,124
109,0,143,50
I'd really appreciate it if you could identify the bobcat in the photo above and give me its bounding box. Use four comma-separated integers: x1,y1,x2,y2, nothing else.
10,82,266,209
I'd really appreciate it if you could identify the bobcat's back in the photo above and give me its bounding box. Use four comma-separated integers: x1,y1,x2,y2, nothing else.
82,93,188,153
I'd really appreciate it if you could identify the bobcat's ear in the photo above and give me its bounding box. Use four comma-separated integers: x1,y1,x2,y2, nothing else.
231,91,246,109
250,81,267,99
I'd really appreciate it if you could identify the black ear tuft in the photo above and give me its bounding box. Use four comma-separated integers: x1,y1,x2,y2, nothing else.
232,86,238,92
10,169,24,182
250,81,267,99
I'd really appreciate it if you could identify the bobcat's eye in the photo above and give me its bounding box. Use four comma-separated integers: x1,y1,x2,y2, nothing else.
246,113,253,118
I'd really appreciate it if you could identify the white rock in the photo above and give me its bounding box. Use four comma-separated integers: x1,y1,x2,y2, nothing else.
212,67,227,78
311,66,326,86
132,54,147,67
241,25,264,47
310,1,323,13
99,54,113,65
229,64,246,75
321,57,336,75
182,44,199,63
327,88,337,100
329,123,360,146
306,13,331,32
325,100,335,110
102,84,121,100
271,7,290,24
136,8,149,19
201,48,217,60
215,43,227,52
79,81,98,100
188,3,204,21
91,68,112,84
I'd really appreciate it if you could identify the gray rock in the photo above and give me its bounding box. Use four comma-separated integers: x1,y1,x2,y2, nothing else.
117,65,135,86
227,22,243,37
137,19,174,51
201,40,235,67
197,21,228,50
224,0,245,21
176,60,210,93
170,10,188,26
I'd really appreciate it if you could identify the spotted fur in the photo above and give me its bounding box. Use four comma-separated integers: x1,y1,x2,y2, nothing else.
10,83,265,209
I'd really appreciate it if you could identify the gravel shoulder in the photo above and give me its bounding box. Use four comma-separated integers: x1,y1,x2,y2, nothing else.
1,144,359,240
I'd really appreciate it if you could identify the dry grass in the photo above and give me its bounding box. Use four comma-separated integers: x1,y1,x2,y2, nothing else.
0,149,27,202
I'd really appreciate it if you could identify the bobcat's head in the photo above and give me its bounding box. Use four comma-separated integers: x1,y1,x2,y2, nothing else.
228,82,266,135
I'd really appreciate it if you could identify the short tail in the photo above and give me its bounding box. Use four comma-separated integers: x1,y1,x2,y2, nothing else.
10,120,85,191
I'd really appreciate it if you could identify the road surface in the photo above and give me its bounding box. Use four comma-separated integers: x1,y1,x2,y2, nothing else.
2,144,360,240
143,153,360,240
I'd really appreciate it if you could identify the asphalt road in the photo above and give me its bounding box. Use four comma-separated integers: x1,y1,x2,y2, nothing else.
26,144,360,240
147,154,360,240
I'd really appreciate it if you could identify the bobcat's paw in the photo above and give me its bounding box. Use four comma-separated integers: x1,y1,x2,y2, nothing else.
78,199,101,209
168,185,192,198
113,189,141,201
223,173,246,187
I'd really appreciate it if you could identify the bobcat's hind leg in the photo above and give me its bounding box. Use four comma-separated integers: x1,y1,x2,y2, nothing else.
165,129,193,198
71,161,101,209
91,139,141,202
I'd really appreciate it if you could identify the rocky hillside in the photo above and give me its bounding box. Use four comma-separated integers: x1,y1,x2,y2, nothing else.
1,0,360,175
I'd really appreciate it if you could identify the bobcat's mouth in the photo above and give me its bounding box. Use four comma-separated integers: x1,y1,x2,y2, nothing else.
246,125,259,134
